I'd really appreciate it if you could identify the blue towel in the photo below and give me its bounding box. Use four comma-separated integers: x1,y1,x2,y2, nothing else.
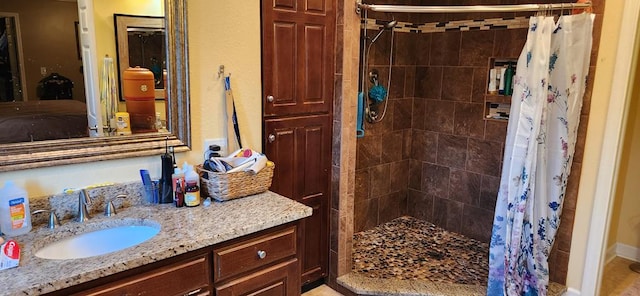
357,92,365,138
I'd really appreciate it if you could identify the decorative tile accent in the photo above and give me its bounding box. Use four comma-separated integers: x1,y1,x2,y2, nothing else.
363,17,530,34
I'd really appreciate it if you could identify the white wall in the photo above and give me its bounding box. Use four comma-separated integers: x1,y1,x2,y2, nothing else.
0,0,263,198
567,0,636,294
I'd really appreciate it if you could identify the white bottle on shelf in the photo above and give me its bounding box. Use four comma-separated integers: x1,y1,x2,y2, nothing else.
488,68,497,94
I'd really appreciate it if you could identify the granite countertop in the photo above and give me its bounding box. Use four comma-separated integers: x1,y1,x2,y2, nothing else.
0,191,312,296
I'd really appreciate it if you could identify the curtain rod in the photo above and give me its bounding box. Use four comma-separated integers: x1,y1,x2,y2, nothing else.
356,2,591,14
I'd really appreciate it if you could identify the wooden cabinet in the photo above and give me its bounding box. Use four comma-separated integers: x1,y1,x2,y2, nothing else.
47,223,302,296
262,0,335,287
264,115,330,285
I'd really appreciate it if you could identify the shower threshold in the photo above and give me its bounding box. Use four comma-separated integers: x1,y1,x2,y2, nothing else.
338,216,567,296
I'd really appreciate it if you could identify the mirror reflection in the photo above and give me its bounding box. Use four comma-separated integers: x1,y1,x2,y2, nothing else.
0,0,190,173
0,0,167,144
114,14,166,98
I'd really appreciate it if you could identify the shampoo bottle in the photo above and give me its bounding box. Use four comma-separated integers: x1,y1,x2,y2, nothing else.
0,181,32,237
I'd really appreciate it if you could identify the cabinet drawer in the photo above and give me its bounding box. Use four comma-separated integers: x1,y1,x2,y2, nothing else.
215,259,300,296
78,253,210,296
214,226,297,281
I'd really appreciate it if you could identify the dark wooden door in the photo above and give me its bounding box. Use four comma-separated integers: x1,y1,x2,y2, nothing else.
261,0,335,117
262,0,335,286
264,115,331,285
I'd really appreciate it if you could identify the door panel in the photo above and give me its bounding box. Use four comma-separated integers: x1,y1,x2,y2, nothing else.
271,22,297,107
274,0,296,10
299,194,327,285
305,0,326,13
266,127,296,199
303,25,325,103
262,0,334,117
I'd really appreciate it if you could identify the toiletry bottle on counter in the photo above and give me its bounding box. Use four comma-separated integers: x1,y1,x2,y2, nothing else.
171,168,184,198
174,182,184,207
184,164,200,207
0,181,32,236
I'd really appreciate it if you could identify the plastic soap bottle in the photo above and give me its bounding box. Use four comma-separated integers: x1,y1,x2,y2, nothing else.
0,181,32,236
183,164,200,207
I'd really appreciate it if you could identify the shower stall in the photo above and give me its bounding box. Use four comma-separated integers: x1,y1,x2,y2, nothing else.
341,0,599,294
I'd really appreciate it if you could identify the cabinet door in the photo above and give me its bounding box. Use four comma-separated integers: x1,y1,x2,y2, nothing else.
264,115,330,284
262,0,335,117
264,115,331,201
215,259,300,296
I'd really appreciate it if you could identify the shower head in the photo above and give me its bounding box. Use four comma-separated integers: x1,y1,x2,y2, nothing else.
384,20,398,29
370,20,397,44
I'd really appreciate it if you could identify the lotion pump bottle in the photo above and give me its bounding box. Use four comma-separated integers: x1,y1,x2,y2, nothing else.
0,181,32,236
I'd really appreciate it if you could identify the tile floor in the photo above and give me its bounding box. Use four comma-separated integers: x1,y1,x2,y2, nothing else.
600,256,640,295
342,216,565,296
302,284,343,296
352,216,488,285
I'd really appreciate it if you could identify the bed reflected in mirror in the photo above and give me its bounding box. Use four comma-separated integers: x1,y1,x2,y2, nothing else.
0,1,87,144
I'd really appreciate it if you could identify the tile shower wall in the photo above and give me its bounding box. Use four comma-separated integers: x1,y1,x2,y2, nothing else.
352,0,602,285
408,27,524,243
354,29,415,233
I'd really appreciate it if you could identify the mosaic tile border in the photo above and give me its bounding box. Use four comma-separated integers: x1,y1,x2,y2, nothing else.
363,16,530,33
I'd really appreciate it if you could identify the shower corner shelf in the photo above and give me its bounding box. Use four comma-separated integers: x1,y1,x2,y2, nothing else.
483,57,517,122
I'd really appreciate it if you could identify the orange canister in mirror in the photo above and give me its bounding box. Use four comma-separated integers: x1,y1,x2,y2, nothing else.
123,66,157,133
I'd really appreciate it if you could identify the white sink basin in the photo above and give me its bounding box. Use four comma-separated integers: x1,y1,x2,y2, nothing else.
35,225,160,260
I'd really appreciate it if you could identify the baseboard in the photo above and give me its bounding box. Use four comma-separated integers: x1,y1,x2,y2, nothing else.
605,244,617,264
564,287,581,296
615,243,640,262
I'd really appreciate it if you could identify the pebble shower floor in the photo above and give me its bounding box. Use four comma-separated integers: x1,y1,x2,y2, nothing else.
352,216,489,285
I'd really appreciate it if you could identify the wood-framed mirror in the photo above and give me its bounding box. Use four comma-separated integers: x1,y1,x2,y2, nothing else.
0,0,190,172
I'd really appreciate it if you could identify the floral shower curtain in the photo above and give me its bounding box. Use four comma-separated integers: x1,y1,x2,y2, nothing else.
487,13,594,296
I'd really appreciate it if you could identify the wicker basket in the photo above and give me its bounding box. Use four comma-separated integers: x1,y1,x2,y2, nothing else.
196,161,274,202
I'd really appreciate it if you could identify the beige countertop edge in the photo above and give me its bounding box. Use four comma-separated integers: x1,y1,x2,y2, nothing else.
0,191,312,296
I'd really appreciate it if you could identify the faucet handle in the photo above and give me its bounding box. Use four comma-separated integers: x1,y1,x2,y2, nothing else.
32,210,61,229
105,194,128,217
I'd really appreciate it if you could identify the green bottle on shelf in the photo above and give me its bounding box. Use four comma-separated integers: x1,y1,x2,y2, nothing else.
504,62,514,96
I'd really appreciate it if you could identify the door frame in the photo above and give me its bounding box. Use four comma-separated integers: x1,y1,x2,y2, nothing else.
0,12,28,101
577,2,640,295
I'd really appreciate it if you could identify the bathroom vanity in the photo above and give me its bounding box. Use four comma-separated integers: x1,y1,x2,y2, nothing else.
0,191,311,296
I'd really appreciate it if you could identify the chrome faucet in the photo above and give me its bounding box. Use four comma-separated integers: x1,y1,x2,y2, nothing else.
75,189,92,222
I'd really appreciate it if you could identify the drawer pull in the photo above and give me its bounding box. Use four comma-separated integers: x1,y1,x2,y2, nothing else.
257,250,267,259
185,288,203,296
